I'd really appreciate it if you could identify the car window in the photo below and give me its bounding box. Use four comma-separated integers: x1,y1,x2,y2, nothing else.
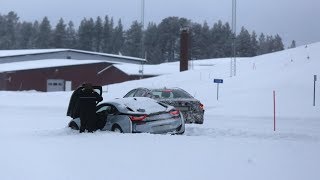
96,104,117,114
134,89,147,97
151,89,193,98
124,89,137,97
172,89,193,98
96,105,108,113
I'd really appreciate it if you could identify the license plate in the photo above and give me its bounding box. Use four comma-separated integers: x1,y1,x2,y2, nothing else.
152,125,171,131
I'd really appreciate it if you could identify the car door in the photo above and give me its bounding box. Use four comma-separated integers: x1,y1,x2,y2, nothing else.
67,85,102,118
97,103,126,131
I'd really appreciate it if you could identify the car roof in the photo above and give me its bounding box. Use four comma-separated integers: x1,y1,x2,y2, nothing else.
136,87,184,91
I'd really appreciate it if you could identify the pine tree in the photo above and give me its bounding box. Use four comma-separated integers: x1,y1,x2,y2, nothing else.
77,18,95,51
258,33,267,55
266,35,274,53
35,17,52,48
30,21,40,48
0,14,5,49
111,19,124,54
236,27,252,57
250,31,258,56
123,20,143,58
221,22,233,57
272,34,284,52
190,22,203,60
209,20,232,58
201,22,212,59
144,22,161,64
289,40,296,49
93,16,103,52
101,15,113,53
52,18,67,48
157,17,188,62
0,11,19,49
17,21,33,48
65,21,77,49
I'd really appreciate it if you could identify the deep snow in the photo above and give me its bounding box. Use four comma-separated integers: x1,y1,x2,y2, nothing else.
0,43,320,180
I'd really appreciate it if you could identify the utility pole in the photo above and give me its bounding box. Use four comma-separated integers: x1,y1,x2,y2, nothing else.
140,0,145,79
230,0,237,77
141,0,145,29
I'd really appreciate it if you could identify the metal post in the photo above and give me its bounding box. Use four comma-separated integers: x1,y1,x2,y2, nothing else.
217,83,219,101
230,0,237,77
273,90,276,131
314,75,317,106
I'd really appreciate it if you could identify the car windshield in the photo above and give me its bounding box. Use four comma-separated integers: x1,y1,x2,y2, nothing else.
151,89,193,99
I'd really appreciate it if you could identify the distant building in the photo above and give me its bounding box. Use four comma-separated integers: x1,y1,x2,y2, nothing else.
0,49,146,92
0,49,145,64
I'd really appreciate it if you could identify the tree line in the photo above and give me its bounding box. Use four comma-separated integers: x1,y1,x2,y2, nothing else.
0,11,294,64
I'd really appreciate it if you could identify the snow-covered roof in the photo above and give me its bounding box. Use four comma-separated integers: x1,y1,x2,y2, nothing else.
113,63,179,76
113,58,246,76
0,49,146,62
0,59,110,72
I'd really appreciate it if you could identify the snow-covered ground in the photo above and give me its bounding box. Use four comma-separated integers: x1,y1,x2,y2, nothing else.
1,43,320,180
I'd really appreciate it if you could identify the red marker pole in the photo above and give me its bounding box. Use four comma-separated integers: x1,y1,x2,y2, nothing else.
273,90,276,131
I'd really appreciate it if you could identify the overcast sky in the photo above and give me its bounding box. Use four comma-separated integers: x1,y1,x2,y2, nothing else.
1,0,319,46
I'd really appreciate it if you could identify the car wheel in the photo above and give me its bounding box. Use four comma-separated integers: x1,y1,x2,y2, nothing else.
112,125,123,133
176,130,185,135
195,119,204,124
69,121,79,130
174,124,185,135
195,120,203,124
195,115,204,124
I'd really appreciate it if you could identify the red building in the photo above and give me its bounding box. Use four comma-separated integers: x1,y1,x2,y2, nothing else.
0,49,147,92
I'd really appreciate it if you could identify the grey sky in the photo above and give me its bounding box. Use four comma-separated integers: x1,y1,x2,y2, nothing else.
1,0,319,46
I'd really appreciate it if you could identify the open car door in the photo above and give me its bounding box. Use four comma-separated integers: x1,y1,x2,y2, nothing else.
66,85,103,118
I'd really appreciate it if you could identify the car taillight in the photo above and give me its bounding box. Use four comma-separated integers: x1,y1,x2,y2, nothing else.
129,115,147,121
200,103,204,110
170,110,180,117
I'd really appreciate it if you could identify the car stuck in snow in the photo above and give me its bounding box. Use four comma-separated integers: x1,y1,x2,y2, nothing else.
67,86,185,134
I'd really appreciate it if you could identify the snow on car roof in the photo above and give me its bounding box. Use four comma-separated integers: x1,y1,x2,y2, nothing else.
108,97,168,114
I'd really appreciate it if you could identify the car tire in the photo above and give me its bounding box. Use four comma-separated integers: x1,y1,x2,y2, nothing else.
112,125,123,133
176,130,185,135
195,120,204,124
69,121,79,130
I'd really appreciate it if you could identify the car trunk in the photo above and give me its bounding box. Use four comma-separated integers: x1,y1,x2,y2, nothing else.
159,98,199,112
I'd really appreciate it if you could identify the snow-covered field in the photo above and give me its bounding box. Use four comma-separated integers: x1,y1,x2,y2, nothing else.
1,43,320,180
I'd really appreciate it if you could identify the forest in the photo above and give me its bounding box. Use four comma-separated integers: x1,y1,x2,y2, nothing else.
0,11,295,64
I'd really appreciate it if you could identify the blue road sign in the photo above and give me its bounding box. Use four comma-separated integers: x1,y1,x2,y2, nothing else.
214,79,223,83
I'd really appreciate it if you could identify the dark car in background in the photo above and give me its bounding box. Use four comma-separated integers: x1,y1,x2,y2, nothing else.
124,87,205,124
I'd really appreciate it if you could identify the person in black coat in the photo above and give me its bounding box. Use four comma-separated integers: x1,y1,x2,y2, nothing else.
79,83,103,133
